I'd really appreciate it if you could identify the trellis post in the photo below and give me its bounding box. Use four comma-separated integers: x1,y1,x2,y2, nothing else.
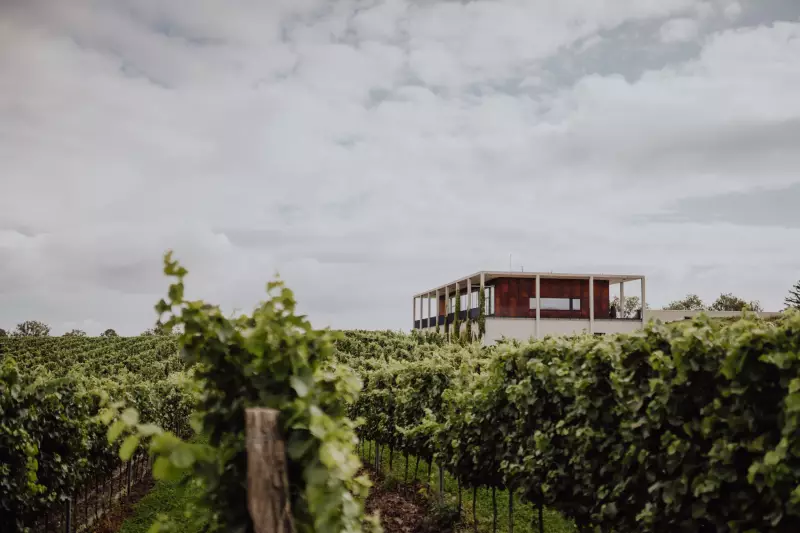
246,408,294,533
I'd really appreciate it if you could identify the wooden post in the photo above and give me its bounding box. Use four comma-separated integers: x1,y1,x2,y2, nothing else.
127,461,132,496
64,497,72,533
538,501,544,533
246,408,294,533
457,477,462,515
438,464,444,502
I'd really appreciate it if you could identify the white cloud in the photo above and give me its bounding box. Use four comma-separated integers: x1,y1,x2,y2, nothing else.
724,2,743,21
660,18,701,42
1,0,799,334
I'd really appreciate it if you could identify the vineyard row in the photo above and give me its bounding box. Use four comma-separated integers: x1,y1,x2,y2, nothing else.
346,313,800,532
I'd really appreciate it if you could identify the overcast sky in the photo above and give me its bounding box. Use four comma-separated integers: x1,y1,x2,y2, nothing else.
1,0,799,335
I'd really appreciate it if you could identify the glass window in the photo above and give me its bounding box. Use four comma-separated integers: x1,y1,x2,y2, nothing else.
572,298,581,310
540,298,571,310
529,298,537,310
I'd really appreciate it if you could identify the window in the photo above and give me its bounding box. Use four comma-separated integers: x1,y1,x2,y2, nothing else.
530,298,582,311
485,286,495,315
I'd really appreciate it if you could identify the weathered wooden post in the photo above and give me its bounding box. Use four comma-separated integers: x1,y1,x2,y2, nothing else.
438,464,444,502
127,461,133,496
64,497,72,533
246,408,294,533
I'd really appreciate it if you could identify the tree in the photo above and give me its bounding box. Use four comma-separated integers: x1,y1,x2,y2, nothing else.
13,320,50,337
610,296,646,318
0,328,7,337
786,280,800,309
63,329,87,337
664,293,706,311
709,293,762,312
142,320,169,336
100,328,118,337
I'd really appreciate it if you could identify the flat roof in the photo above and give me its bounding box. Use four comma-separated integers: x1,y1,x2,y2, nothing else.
414,271,645,298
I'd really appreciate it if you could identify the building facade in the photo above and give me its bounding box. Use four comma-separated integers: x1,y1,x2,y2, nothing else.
412,271,778,344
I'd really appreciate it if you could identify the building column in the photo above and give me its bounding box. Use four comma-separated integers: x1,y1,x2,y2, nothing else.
641,277,646,326
535,274,541,339
589,275,595,334
419,295,424,330
427,292,432,329
435,289,440,330
619,281,625,319
480,272,485,312
467,277,472,329
445,285,449,316
412,296,416,329
454,281,460,337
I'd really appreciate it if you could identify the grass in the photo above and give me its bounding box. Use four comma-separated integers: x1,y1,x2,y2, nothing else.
361,440,577,533
118,440,575,533
117,477,203,533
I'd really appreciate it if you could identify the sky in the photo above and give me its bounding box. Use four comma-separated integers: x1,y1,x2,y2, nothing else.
1,0,799,335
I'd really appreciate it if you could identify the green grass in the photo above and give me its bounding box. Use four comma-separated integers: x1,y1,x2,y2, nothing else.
361,441,577,533
118,478,203,533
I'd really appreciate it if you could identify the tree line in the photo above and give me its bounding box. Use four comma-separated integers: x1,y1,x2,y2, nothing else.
2,279,800,339
0,320,174,338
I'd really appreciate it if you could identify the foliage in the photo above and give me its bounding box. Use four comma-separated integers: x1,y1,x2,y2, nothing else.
105,253,378,533
664,293,706,310
344,312,800,532
610,295,643,318
786,280,800,309
0,328,6,337
0,335,189,531
141,320,171,336
13,320,50,337
63,329,87,337
710,292,763,312
101,328,119,337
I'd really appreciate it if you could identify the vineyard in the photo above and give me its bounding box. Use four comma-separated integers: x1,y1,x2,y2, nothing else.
2,254,800,533
0,334,193,532
347,317,800,532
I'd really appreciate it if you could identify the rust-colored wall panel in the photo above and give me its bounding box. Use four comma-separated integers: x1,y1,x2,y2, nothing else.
495,279,509,317
492,277,609,319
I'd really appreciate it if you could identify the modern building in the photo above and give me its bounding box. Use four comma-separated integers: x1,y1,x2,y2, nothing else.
411,271,779,344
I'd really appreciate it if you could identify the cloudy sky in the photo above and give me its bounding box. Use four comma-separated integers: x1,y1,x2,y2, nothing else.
1,0,799,335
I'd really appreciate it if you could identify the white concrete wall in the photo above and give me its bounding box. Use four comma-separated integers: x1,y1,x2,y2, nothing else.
484,318,592,344
424,312,782,345
593,319,644,335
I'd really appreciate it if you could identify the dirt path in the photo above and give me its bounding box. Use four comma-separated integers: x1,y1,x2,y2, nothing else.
93,478,155,533
364,468,460,533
